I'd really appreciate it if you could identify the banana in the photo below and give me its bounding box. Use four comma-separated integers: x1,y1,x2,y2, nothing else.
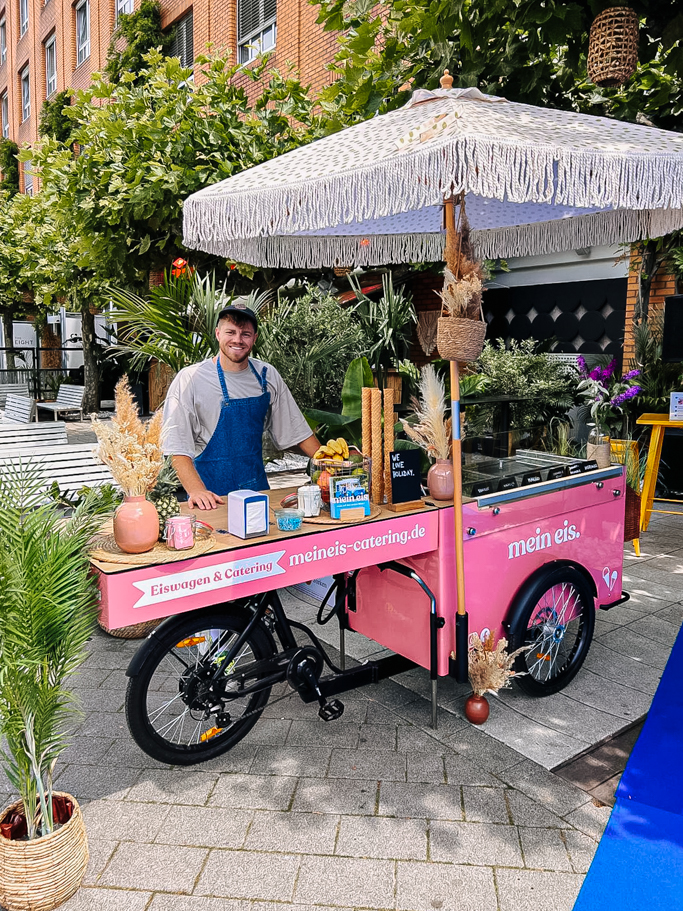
327,439,344,455
332,454,344,461
336,437,349,459
314,445,336,460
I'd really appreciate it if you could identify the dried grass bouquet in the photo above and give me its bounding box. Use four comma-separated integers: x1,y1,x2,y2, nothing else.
438,203,485,319
468,631,527,697
401,365,452,462
93,377,164,497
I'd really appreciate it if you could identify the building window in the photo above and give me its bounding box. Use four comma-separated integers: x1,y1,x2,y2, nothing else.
1,91,8,138
20,65,29,122
23,159,32,195
76,0,90,66
115,0,133,20
238,0,276,64
0,16,6,65
19,0,28,36
45,35,57,97
169,10,193,68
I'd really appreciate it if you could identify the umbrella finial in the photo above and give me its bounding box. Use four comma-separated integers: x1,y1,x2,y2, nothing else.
440,70,454,89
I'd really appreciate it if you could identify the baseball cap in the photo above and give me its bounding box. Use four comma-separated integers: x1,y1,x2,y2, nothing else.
218,303,258,331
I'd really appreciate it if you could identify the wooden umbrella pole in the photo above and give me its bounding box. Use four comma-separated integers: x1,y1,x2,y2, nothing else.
445,196,469,683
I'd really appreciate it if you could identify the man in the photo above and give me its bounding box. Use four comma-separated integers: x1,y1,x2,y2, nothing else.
163,303,319,509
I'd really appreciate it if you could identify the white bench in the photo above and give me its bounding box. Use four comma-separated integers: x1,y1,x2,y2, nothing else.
0,443,115,496
3,395,36,424
36,385,85,422
0,383,30,409
0,422,69,453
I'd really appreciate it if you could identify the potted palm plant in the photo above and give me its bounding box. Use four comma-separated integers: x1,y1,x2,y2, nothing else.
0,466,111,911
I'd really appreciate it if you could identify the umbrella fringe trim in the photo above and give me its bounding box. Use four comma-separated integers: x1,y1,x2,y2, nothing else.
185,208,683,268
183,132,683,250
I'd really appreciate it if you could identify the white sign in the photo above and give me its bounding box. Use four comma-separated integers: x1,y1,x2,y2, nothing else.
132,550,286,608
670,392,683,422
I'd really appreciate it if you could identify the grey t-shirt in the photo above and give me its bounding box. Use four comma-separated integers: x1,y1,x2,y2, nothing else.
162,357,312,459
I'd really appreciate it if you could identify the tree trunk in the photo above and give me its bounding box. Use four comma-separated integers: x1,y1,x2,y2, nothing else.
1,310,16,371
81,307,100,414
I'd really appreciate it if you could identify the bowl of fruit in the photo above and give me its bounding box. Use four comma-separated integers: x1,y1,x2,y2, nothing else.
310,438,370,504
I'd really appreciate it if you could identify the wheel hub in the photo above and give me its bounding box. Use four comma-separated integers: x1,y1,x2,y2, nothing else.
179,666,222,712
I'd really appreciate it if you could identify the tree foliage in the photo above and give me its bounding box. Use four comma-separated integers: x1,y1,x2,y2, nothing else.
0,140,20,197
38,91,74,144
105,0,174,84
314,0,683,132
30,51,323,287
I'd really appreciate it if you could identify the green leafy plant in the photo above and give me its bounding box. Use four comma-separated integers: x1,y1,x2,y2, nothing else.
348,273,417,390
0,466,113,838
107,270,268,374
47,481,123,513
629,313,683,415
471,339,578,431
305,356,374,449
0,141,20,198
38,91,74,144
255,285,368,411
106,0,174,84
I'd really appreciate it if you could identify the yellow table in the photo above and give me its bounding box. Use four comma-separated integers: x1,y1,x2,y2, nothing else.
636,413,683,532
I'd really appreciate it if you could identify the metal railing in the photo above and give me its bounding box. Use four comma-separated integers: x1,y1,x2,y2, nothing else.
0,347,83,401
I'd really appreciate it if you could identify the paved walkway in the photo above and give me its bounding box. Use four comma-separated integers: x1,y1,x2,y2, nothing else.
1,512,680,911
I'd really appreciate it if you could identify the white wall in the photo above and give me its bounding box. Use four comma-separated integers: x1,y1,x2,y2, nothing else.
488,245,629,289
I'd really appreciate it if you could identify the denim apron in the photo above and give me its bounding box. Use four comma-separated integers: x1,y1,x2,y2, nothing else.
193,358,270,496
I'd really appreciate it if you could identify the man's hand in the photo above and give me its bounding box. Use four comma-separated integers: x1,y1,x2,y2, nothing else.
187,489,225,510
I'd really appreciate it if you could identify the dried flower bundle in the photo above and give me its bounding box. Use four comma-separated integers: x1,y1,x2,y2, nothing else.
468,631,527,697
401,365,451,462
93,377,164,497
437,266,483,319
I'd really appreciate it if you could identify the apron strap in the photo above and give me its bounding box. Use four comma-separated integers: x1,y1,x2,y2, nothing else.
248,360,268,393
216,358,231,405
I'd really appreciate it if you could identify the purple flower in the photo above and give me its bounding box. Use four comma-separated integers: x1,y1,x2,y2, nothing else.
589,366,602,381
601,359,617,383
610,386,641,407
622,369,640,381
577,355,587,374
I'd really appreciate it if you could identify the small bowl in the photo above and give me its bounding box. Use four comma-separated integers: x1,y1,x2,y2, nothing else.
194,520,213,540
274,507,304,532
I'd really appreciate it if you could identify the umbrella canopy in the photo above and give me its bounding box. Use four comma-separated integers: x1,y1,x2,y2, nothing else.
183,86,683,268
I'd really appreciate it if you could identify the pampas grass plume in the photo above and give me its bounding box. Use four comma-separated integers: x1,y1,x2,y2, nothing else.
401,365,451,462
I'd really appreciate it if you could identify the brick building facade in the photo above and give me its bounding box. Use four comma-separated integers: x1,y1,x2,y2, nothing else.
0,0,338,190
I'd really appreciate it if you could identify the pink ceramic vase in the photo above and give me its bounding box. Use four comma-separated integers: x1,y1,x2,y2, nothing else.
427,459,454,500
113,496,159,554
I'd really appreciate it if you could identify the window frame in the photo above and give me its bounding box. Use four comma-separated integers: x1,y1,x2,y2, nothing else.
75,0,90,66
1,91,8,138
237,0,277,65
115,0,133,21
20,64,30,122
23,159,32,195
0,15,6,66
19,0,28,37
45,34,57,97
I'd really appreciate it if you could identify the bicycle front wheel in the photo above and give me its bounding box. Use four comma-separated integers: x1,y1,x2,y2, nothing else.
126,608,276,765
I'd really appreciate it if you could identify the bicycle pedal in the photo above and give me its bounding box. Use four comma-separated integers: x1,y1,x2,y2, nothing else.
318,699,344,722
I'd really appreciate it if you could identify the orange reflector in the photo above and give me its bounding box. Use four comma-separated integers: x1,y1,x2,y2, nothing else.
200,727,223,742
176,636,206,648
536,653,551,661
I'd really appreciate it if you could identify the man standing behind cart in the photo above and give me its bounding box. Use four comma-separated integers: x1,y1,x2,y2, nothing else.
162,303,320,509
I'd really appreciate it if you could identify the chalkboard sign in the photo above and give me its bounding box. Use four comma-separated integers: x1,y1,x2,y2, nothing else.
497,476,517,491
471,482,493,497
582,459,599,472
522,470,543,486
389,450,423,503
568,462,583,475
547,466,566,481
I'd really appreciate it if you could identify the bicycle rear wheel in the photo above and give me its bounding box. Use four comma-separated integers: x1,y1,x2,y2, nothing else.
126,608,276,765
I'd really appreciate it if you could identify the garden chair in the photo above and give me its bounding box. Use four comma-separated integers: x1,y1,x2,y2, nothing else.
1,395,36,424
0,422,69,453
0,383,30,411
35,385,85,422
0,443,115,497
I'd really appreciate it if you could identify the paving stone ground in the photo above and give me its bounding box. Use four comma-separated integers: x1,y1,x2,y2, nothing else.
2,429,680,911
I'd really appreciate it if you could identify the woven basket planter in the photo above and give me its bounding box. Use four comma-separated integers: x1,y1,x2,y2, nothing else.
98,616,161,639
587,7,639,88
624,485,641,543
437,316,486,363
0,793,88,911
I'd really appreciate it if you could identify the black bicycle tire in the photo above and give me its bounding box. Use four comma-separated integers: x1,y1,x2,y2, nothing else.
508,565,595,697
125,608,275,765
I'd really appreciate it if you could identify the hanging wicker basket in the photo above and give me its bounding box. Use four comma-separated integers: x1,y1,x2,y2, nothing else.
0,793,88,911
587,7,639,88
624,485,641,543
437,316,487,363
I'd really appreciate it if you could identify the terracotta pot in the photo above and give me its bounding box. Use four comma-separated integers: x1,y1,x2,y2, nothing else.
464,693,490,725
113,496,159,554
427,459,454,500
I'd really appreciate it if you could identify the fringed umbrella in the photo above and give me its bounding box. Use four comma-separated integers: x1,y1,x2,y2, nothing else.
183,72,683,685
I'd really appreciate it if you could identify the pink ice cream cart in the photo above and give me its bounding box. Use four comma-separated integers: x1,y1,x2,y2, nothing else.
93,450,628,766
